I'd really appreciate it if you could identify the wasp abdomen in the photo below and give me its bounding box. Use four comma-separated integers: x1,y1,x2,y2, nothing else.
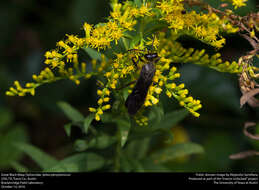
125,63,156,115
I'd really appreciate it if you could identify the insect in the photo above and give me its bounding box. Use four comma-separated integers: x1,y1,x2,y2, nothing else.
125,51,160,115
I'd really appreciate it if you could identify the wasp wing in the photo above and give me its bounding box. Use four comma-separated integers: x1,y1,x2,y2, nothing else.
125,88,148,115
125,63,156,115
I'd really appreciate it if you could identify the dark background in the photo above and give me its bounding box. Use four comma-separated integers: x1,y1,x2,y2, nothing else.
0,0,258,172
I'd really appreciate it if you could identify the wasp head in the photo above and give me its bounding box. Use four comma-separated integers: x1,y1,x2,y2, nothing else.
144,53,158,61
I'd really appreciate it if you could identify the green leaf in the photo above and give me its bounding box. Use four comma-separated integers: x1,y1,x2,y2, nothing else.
14,142,58,170
149,142,204,164
64,123,72,137
121,37,130,50
125,137,151,160
116,118,131,147
151,109,188,130
122,88,130,101
129,130,161,140
57,101,84,123
132,105,164,134
0,126,28,169
74,139,89,152
141,159,171,172
161,128,174,144
100,113,113,123
83,47,102,61
45,153,105,172
120,155,132,172
83,113,95,134
129,159,145,172
87,133,116,149
95,134,116,149
134,0,142,8
130,35,141,49
149,105,164,125
10,161,29,172
144,20,168,36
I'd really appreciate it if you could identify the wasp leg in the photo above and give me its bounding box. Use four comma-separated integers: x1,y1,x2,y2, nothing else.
132,57,139,68
128,49,145,52
96,80,105,88
116,80,136,91
154,56,160,63
139,56,145,63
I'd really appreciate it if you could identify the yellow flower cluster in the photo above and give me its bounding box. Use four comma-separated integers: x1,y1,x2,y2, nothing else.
84,2,154,51
6,0,254,125
83,1,153,52
157,0,239,48
158,32,254,74
89,88,111,121
6,80,36,97
157,0,185,30
5,53,100,96
135,116,149,126
6,67,57,96
166,81,202,118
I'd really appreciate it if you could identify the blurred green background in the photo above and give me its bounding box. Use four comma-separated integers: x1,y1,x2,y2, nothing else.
0,0,258,172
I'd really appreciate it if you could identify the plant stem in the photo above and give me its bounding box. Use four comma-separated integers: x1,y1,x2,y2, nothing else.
114,131,121,172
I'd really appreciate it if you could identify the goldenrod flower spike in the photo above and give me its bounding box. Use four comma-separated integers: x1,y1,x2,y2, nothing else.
6,0,257,125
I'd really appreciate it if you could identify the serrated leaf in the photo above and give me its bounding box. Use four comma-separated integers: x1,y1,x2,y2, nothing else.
14,142,58,170
150,142,204,164
151,109,188,130
45,153,105,172
83,113,95,134
57,101,84,123
83,47,102,61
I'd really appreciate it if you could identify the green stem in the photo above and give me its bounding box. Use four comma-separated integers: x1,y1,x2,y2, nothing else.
114,131,121,172
139,19,145,39
28,71,100,95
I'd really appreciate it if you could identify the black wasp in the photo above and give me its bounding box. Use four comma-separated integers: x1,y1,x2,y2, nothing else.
125,50,160,115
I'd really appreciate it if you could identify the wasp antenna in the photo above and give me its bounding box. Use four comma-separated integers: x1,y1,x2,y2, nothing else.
128,49,145,52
